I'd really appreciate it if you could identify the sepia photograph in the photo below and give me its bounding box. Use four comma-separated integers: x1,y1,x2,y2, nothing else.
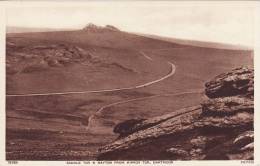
2,1,258,163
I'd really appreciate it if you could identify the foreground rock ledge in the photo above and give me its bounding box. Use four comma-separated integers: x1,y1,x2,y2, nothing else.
97,67,254,160
205,67,254,98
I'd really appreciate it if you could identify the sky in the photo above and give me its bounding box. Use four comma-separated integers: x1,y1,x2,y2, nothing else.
6,1,257,47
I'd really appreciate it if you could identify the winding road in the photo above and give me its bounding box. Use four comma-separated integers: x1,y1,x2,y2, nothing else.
6,51,175,97
7,50,190,133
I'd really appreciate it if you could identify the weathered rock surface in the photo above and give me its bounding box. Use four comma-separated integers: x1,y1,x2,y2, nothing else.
165,147,189,158
233,131,254,149
202,96,253,116
114,105,201,137
228,131,254,160
205,67,253,98
97,67,254,160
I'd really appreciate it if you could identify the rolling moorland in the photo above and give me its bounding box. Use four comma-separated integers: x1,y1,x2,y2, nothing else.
6,24,253,160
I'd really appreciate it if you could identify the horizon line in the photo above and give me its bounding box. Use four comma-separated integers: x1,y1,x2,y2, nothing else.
6,25,253,50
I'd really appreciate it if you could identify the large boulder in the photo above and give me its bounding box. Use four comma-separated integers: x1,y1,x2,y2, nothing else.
113,118,146,137
205,67,253,98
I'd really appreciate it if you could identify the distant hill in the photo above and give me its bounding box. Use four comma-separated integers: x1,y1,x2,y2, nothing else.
6,26,185,50
6,26,73,33
6,24,119,34
137,33,252,51
7,25,251,51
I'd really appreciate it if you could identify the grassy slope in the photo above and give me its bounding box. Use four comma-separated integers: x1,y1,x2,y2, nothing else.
7,30,181,94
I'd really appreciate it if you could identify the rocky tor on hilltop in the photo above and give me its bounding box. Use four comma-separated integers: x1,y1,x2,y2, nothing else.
82,23,120,33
